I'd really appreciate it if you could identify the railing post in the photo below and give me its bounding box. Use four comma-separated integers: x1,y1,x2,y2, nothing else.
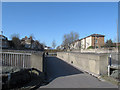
28,55,31,68
9,54,10,66
26,55,29,68
12,54,15,66
15,54,16,66
23,54,25,68
5,54,6,65
2,53,4,65
17,54,18,67
11,54,12,66
108,54,111,76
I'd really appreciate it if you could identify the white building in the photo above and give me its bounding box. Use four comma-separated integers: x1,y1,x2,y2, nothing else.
70,34,105,50
70,40,81,50
80,34,105,49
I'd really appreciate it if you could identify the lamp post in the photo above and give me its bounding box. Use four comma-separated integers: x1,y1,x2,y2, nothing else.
0,30,3,52
0,31,3,49
0,30,3,76
95,35,96,50
117,20,119,51
94,35,96,53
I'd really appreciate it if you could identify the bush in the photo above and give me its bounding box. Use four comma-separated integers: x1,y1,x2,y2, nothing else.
87,46,94,49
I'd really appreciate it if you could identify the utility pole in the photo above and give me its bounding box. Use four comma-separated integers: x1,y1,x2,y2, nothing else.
0,1,2,90
117,20,119,49
95,35,96,49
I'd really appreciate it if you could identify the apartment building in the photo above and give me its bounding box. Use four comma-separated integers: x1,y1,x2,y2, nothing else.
70,34,105,50
80,34,105,49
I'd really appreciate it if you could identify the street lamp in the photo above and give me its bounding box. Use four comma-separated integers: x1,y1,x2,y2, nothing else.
95,35,96,49
0,30,3,49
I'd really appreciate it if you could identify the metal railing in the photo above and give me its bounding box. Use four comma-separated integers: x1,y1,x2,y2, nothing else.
2,52,31,68
2,49,42,54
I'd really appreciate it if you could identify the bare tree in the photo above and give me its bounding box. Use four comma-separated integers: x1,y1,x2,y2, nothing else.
41,41,46,47
62,31,79,49
34,40,44,50
105,39,113,48
70,31,79,43
11,34,21,49
52,40,56,49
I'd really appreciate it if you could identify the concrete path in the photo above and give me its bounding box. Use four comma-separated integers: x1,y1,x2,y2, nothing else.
40,56,118,88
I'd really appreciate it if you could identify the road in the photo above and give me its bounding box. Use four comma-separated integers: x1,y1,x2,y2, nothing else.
40,56,118,88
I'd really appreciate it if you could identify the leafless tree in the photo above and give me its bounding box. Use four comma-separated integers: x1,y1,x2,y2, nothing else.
11,34,21,49
41,41,46,47
34,40,44,50
105,39,113,48
52,40,56,49
62,31,79,49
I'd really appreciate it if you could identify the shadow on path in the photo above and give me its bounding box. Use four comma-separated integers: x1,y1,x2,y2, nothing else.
45,56,83,83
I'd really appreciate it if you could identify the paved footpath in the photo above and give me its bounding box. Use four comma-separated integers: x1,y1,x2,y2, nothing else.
40,56,118,88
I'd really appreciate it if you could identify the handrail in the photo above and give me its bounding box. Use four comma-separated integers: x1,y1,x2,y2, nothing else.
2,52,31,55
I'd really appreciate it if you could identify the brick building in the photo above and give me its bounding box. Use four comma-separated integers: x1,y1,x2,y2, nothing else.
80,34,105,49
70,34,105,50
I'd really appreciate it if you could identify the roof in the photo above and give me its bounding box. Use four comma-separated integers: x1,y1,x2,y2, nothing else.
70,34,105,45
0,35,7,38
80,34,105,40
0,35,8,40
21,36,33,41
90,34,105,37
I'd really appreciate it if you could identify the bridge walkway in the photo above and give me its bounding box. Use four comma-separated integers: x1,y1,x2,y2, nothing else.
40,56,118,88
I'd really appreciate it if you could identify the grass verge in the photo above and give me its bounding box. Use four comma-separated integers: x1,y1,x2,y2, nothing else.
100,75,119,86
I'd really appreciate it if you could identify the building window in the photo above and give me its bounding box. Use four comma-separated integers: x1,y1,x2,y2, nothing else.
95,40,98,43
5,41,7,44
96,46,98,48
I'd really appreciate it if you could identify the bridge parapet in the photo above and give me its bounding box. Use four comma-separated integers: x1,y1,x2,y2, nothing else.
2,52,44,73
57,52,109,76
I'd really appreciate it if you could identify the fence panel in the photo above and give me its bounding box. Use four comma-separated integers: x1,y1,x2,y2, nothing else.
2,52,31,68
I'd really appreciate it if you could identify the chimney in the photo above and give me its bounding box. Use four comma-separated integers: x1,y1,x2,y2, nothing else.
30,36,32,40
25,36,27,39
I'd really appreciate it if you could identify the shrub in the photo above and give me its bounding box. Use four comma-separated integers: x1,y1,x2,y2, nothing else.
87,46,94,49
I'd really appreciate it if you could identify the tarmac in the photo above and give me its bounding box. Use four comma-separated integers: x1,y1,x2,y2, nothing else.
40,56,118,88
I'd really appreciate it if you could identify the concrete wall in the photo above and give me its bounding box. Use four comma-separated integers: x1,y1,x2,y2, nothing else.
81,48,118,53
30,52,44,72
57,52,109,76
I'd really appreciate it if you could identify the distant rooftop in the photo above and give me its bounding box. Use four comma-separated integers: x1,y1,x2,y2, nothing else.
80,34,105,40
90,34,105,37
71,34,105,44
